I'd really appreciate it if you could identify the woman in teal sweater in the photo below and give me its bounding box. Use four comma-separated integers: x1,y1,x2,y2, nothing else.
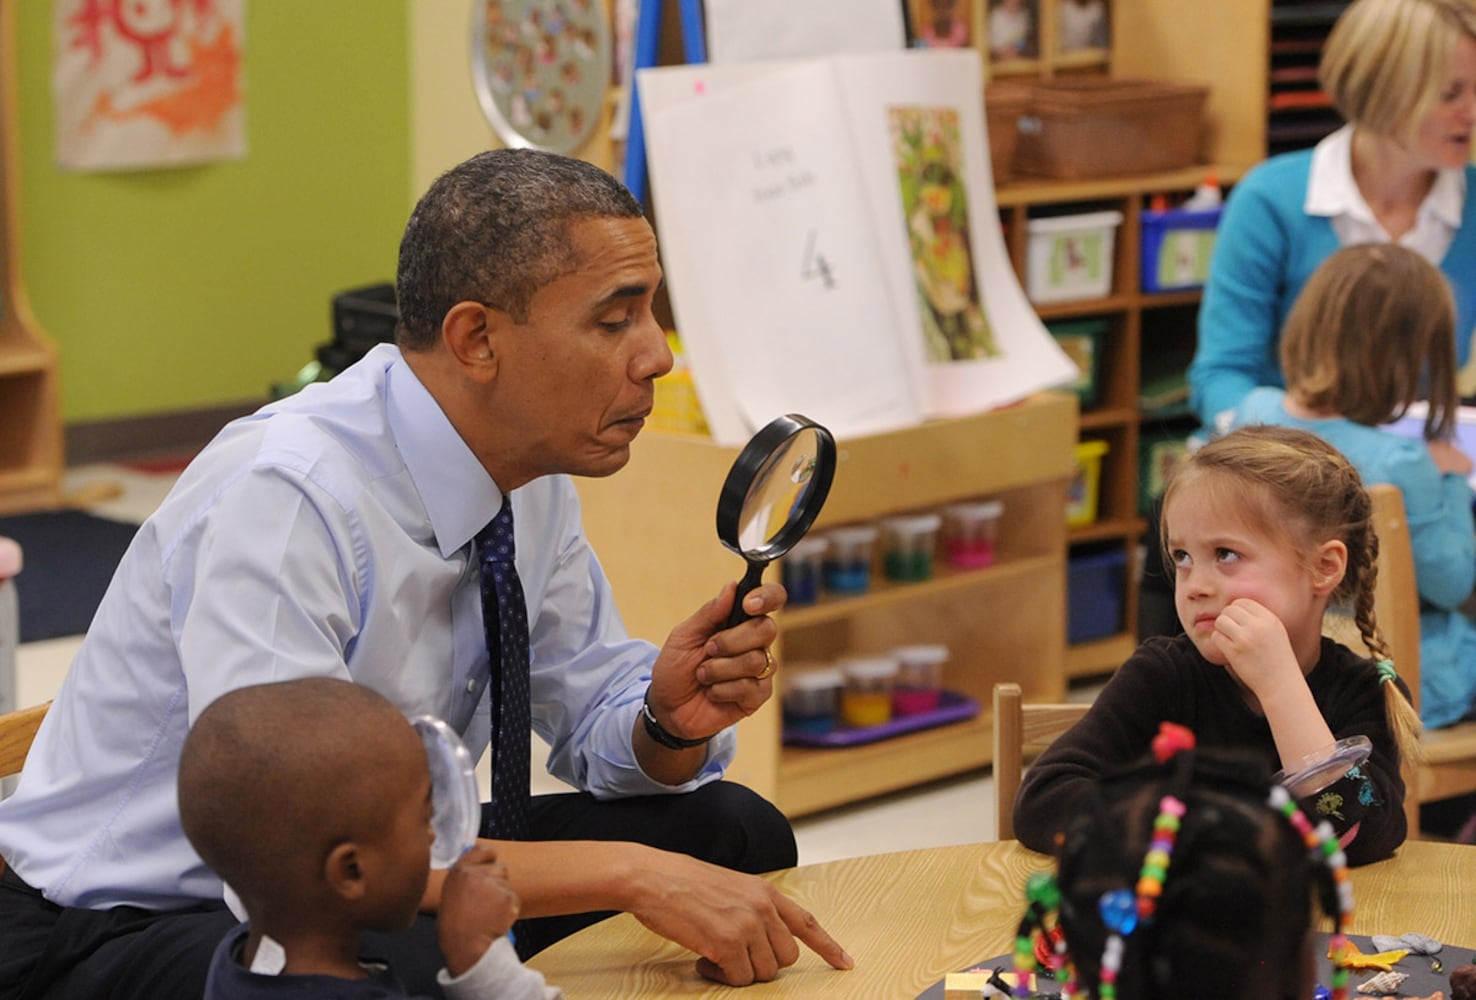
1190,0,1476,430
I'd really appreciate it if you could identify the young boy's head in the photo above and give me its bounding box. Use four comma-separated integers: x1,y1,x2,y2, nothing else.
178,678,434,936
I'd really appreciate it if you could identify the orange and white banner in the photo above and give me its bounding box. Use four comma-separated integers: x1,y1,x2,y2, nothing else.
53,0,246,172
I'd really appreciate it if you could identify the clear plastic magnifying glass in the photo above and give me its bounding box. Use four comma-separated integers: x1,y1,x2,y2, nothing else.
411,715,481,868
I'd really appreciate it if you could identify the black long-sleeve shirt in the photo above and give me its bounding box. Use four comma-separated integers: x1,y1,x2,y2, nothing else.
1013,634,1407,866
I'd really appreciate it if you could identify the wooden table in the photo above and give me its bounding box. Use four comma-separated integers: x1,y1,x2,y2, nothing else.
527,839,1476,998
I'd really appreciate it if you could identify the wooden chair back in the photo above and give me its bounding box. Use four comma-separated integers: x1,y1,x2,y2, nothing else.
992,682,1090,841
1328,483,1476,838
0,700,48,780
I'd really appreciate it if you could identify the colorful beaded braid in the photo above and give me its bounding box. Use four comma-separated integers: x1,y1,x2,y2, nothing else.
1009,723,1357,1000
1268,783,1355,1000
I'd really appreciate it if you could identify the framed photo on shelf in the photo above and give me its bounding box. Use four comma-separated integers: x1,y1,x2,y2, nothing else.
986,0,1039,64
908,0,973,49
1056,0,1110,58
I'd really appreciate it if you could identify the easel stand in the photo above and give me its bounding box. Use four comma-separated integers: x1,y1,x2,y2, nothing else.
622,0,706,206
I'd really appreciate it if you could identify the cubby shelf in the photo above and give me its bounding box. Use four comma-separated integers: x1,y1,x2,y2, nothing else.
996,166,1236,678
574,393,1076,817
0,2,63,516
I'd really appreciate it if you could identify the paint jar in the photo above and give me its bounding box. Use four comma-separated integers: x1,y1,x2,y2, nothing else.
840,655,899,728
780,536,828,607
1272,735,1374,832
943,499,1004,569
781,664,844,735
881,513,942,582
822,525,878,595
891,644,949,715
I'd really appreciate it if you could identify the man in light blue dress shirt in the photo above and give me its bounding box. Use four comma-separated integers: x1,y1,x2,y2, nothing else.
0,149,851,999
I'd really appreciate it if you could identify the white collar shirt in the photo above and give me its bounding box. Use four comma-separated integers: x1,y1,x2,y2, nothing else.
1305,124,1464,263
0,344,731,909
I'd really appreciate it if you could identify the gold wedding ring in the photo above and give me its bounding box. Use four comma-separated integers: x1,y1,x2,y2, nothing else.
756,647,776,680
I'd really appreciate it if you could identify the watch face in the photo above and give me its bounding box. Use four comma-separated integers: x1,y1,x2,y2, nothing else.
471,0,611,155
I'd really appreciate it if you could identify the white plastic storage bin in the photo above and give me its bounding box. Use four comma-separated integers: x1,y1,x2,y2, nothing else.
1025,210,1123,304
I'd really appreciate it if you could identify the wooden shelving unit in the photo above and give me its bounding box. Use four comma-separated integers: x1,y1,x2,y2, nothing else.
574,394,1076,817
0,1,63,515
1113,0,1348,174
995,165,1233,678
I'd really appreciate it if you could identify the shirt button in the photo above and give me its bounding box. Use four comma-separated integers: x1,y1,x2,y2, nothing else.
466,678,478,693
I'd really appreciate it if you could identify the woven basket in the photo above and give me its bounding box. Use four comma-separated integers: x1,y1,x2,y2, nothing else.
1014,78,1209,180
984,83,1032,186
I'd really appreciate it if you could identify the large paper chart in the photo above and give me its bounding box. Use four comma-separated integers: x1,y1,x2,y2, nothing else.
640,49,1077,445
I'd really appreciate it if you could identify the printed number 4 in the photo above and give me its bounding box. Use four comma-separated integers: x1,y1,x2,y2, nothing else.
803,231,835,289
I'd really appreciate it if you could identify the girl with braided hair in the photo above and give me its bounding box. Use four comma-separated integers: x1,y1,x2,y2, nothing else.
1012,726,1357,1000
1016,425,1419,865
1234,243,1476,732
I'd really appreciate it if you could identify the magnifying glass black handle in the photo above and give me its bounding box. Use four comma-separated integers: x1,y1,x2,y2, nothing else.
725,558,769,630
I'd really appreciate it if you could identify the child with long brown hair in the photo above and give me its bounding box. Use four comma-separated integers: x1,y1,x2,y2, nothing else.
1234,242,1476,731
1015,425,1419,865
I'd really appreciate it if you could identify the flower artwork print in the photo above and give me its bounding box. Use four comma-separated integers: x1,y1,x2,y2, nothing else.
889,106,999,363
53,0,247,171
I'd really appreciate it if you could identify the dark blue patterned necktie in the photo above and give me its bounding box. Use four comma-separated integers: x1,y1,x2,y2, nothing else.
477,496,531,840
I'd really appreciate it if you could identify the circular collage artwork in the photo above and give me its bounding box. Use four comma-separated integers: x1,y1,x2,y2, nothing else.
471,0,612,156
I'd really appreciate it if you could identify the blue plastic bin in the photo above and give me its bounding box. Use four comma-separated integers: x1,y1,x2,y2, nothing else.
1067,547,1127,644
1140,206,1222,293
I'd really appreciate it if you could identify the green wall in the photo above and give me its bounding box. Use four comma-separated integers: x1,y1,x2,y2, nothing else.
16,2,411,423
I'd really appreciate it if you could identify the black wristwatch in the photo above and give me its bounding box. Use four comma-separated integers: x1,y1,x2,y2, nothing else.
641,690,714,750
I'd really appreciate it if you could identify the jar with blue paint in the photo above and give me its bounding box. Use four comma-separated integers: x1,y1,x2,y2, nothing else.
781,536,828,606
782,664,844,735
822,525,878,595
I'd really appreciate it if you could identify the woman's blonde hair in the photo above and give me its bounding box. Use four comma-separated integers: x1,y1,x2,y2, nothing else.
1279,243,1459,440
1160,426,1423,762
1319,0,1476,145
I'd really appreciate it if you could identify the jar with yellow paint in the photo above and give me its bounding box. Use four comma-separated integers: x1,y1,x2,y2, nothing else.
839,655,899,728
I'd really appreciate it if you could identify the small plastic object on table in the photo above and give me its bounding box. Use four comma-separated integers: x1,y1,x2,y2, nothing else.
1272,735,1374,833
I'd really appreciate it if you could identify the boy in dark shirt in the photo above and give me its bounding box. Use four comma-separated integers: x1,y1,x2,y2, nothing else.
178,677,561,999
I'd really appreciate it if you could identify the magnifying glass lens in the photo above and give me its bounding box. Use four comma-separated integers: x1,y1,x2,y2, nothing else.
790,455,814,484
411,715,482,868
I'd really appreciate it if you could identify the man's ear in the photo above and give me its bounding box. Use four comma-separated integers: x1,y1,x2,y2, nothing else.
441,301,503,383
324,842,368,902
1311,539,1348,597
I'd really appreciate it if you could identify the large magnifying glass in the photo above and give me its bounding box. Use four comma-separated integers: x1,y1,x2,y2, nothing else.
411,715,482,868
716,414,837,628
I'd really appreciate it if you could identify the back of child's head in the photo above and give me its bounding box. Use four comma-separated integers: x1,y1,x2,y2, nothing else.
1016,728,1352,1000
1159,426,1422,756
1278,242,1458,439
178,677,427,921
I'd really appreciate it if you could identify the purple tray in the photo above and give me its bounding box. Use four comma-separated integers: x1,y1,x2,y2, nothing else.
783,689,982,748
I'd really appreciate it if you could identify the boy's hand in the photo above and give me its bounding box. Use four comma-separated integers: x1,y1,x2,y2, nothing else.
437,841,521,978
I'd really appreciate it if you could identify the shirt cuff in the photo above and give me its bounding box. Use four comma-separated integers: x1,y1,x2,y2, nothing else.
437,935,564,1000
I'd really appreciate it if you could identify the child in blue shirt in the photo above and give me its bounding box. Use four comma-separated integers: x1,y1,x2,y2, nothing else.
1234,242,1476,730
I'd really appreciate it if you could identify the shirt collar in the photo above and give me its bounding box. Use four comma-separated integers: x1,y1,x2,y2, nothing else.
1306,123,1465,228
1306,125,1366,219
383,348,504,558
